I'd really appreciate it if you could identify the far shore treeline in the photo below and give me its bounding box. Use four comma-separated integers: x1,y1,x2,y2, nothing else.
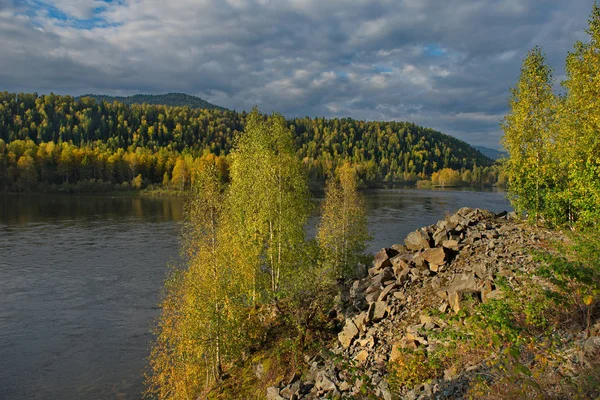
0,92,503,193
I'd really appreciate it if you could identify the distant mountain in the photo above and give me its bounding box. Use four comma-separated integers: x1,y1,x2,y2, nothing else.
77,93,226,110
473,146,507,160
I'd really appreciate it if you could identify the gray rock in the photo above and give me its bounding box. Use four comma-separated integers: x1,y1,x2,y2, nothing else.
315,372,338,393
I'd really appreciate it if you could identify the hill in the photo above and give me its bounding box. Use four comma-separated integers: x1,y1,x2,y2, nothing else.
473,145,507,160
77,92,226,110
0,92,497,191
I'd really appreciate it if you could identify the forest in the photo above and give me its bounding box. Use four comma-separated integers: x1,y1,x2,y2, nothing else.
76,93,226,110
0,92,499,192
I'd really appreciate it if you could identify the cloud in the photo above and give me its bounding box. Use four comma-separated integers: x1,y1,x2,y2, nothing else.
0,0,596,148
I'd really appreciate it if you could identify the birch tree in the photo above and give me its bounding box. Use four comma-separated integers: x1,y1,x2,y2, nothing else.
146,162,241,399
501,46,559,222
317,162,369,279
226,108,310,299
560,3,600,225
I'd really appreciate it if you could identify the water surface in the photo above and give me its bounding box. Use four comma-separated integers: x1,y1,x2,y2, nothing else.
0,189,510,399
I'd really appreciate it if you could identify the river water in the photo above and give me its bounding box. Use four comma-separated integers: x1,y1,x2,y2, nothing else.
0,189,510,400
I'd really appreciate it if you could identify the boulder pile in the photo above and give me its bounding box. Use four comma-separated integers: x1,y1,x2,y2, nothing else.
268,207,564,400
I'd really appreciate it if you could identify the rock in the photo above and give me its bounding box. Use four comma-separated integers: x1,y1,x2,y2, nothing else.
373,248,399,270
371,267,394,285
365,289,383,303
442,239,459,250
267,386,284,400
389,341,404,362
413,252,427,269
357,335,375,348
378,282,397,301
280,381,300,399
379,380,393,400
353,311,368,331
394,265,411,283
354,349,369,362
405,230,432,251
299,382,314,395
338,319,359,349
315,372,338,393
369,301,388,322
393,291,406,300
448,291,461,313
422,247,446,267
448,273,480,293
391,244,408,254
433,229,448,246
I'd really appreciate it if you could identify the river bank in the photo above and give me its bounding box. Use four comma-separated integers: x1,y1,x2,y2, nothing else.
214,208,599,399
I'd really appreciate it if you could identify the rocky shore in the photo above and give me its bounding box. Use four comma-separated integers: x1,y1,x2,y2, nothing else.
266,207,600,399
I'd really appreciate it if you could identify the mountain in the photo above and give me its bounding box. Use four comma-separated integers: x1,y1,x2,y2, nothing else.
473,145,507,160
77,93,226,110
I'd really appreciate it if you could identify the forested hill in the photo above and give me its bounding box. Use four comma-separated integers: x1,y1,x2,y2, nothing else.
76,93,226,110
473,145,507,160
0,92,494,191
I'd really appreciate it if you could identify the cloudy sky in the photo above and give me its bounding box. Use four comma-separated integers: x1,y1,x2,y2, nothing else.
0,0,595,148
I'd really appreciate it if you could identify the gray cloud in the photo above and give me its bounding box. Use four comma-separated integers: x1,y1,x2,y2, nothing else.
0,0,596,147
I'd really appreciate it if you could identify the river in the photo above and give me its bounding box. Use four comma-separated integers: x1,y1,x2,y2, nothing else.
0,188,510,399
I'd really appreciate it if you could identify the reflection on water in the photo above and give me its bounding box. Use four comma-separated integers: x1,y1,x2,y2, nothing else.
0,194,184,225
0,189,510,400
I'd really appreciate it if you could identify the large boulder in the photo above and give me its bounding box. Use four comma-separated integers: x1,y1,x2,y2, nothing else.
373,248,400,270
422,247,447,266
405,229,432,251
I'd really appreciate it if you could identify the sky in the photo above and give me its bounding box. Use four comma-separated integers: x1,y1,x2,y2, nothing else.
0,0,596,148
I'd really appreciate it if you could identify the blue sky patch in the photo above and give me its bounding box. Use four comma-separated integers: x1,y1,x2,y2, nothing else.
25,0,117,29
425,44,447,57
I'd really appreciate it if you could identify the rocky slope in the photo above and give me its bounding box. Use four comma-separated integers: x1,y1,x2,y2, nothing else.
267,208,600,399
